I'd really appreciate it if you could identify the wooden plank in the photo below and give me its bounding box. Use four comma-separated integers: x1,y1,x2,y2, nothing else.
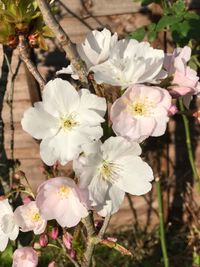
60,15,147,43
60,0,141,17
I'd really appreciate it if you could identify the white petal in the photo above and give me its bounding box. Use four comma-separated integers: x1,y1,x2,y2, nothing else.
115,156,154,195
79,89,107,118
96,185,125,216
21,102,58,140
56,65,79,80
9,225,19,240
88,174,110,205
0,233,8,252
101,136,142,161
42,78,80,116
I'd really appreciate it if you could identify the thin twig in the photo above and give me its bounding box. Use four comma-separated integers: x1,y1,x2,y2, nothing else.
37,0,88,85
98,214,111,240
18,35,45,90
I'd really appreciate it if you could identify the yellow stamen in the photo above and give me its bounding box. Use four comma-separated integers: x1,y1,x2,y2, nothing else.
32,212,41,222
60,115,77,130
58,185,71,198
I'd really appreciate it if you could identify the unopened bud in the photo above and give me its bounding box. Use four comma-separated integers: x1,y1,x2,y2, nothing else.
50,227,59,240
14,171,26,180
193,110,200,122
70,249,76,259
39,234,48,247
48,261,56,267
62,232,72,250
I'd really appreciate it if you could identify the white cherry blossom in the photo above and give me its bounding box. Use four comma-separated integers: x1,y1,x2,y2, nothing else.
77,28,118,69
90,39,164,88
0,199,19,251
73,137,154,215
21,78,106,165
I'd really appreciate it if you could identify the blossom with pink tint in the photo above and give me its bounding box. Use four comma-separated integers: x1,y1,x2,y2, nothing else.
164,46,200,106
63,232,72,250
12,247,38,267
110,84,172,142
36,177,88,228
14,201,47,235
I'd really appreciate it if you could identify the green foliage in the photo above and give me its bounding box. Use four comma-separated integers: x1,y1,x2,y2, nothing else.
130,0,200,46
0,0,54,49
0,243,13,267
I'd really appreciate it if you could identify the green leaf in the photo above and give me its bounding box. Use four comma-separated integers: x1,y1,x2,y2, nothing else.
148,31,157,42
172,0,186,15
156,15,182,31
147,23,156,31
129,27,145,41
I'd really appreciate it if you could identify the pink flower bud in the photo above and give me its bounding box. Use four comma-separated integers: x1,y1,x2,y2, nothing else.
22,196,31,204
39,233,48,247
168,104,178,116
193,110,200,122
48,261,56,267
50,227,59,240
70,249,76,259
62,232,72,250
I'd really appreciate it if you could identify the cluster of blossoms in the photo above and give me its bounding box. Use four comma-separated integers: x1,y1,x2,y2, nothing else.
2,28,199,266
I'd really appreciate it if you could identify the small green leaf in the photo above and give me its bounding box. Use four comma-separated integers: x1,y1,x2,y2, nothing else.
147,23,156,31
148,31,157,42
156,15,181,31
172,0,186,15
129,27,145,42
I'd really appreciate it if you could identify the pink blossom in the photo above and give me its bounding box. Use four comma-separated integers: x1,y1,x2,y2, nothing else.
12,247,38,267
36,177,88,228
110,84,172,142
164,46,200,101
14,201,47,235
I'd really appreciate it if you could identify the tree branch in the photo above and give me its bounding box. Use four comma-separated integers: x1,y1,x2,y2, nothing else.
36,0,88,85
18,35,46,90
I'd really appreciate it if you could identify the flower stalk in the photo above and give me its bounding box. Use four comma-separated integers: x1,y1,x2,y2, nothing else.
179,98,200,192
155,177,169,267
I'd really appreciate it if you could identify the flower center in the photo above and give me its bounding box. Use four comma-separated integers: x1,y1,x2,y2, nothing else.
58,185,71,199
31,212,41,222
99,160,120,183
128,97,155,117
60,115,77,131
